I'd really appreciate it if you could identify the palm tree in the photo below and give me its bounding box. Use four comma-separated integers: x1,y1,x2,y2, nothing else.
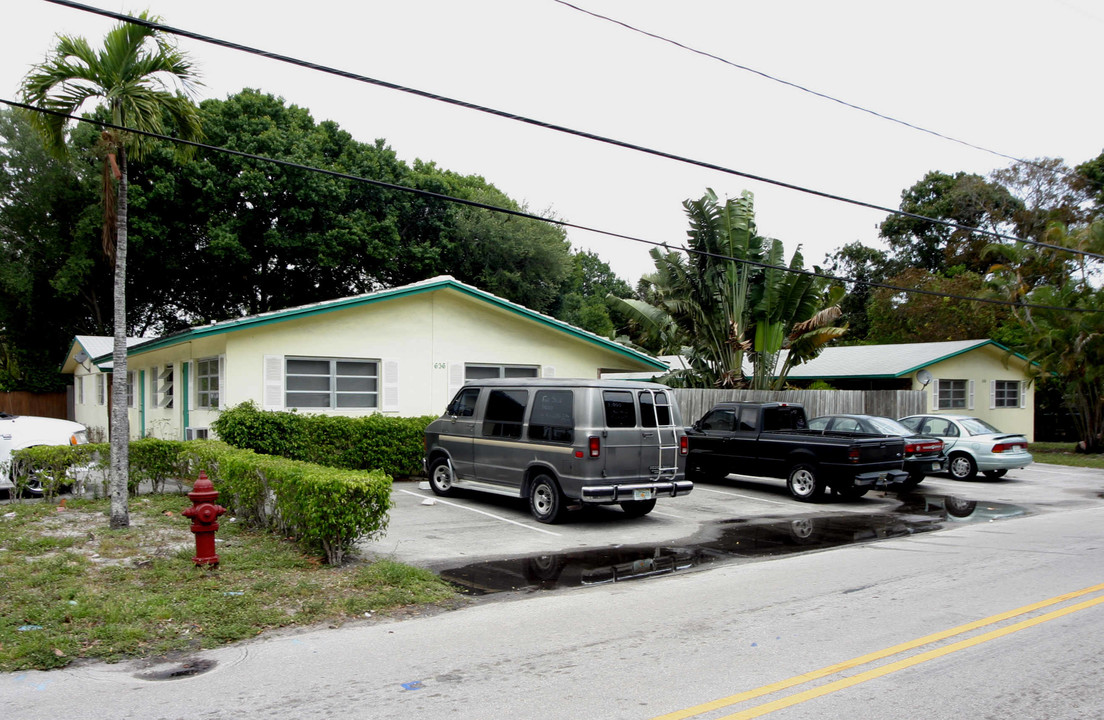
21,12,202,528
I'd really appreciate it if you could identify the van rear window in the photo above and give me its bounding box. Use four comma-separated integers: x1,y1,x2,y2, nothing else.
640,391,672,427
483,389,528,439
603,390,636,427
528,390,574,443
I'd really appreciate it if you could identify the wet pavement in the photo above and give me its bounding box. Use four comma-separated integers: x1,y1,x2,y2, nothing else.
436,493,1027,595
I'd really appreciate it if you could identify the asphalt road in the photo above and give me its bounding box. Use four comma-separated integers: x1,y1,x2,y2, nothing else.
3,462,1103,719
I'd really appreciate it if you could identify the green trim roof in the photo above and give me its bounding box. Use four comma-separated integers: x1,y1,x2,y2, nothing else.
89,276,665,370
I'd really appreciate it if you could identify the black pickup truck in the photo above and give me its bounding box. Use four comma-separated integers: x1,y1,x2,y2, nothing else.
685,402,908,501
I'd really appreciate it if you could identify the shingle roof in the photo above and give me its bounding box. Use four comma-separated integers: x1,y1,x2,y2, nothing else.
782,340,1019,379
81,276,664,370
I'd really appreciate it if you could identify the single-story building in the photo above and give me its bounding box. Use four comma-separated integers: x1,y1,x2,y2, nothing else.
606,340,1037,440
62,276,666,441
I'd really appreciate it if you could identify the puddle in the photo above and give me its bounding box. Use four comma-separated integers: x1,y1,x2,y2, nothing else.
438,494,1027,595
135,658,217,681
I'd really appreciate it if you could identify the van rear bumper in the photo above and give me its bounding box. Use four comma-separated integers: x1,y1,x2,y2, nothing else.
581,480,694,503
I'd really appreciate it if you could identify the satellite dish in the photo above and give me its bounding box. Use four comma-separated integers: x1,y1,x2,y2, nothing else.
916,369,933,387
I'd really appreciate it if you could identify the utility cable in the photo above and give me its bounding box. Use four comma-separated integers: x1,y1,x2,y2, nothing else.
37,0,1104,262
553,0,1087,187
3,98,1098,316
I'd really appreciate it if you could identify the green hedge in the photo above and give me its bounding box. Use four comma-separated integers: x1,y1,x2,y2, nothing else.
11,440,391,565
211,401,434,477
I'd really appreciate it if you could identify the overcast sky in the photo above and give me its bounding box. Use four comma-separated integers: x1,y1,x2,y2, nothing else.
4,0,1102,284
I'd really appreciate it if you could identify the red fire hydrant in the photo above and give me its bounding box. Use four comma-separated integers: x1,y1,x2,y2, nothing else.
182,471,227,567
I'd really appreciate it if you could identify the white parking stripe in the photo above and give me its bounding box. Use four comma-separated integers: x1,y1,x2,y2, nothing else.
697,486,794,506
397,488,563,536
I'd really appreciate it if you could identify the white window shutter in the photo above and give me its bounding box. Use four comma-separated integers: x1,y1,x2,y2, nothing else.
989,380,996,410
381,359,400,412
968,380,975,410
218,355,227,410
1020,380,1027,409
263,355,284,411
542,366,556,378
932,380,940,410
448,363,464,400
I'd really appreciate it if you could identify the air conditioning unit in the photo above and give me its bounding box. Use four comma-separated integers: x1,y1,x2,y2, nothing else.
185,427,209,440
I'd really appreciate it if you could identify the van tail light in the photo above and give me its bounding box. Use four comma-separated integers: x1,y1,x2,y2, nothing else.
588,436,601,458
992,442,1026,453
680,435,688,455
848,447,861,463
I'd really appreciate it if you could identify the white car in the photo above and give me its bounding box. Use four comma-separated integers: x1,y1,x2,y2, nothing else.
0,413,88,494
897,414,1032,480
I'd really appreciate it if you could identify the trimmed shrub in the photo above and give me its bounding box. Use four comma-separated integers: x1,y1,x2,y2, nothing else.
212,401,433,476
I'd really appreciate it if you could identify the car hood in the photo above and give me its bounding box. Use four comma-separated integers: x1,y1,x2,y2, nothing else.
0,415,86,452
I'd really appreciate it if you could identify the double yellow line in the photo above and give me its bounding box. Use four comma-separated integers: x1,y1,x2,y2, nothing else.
654,582,1104,720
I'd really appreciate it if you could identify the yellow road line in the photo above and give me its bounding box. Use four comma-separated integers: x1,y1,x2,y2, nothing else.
653,582,1104,720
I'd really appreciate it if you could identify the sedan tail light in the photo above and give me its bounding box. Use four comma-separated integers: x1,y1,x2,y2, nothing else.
992,442,1027,453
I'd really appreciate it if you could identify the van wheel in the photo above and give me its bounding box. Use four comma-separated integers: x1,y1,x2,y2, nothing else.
428,457,457,497
620,498,657,518
787,463,824,502
529,474,565,524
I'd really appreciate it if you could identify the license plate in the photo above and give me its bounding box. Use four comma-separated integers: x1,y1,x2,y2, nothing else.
633,489,654,501
932,462,942,470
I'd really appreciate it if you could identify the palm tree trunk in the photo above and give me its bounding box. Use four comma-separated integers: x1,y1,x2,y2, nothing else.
109,146,130,529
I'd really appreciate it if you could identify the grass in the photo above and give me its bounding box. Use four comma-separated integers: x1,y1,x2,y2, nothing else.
1030,442,1104,470
0,494,461,672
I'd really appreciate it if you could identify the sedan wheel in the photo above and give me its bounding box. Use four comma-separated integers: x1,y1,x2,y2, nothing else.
948,453,978,480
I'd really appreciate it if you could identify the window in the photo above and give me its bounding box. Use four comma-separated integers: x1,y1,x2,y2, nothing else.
446,388,480,417
529,390,574,443
699,408,736,432
603,390,636,428
196,357,220,409
483,389,528,439
286,358,378,409
639,391,673,427
937,379,968,410
737,407,758,432
993,380,1021,408
465,364,539,380
151,365,174,409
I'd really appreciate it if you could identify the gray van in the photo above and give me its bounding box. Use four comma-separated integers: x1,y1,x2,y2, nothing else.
424,379,692,523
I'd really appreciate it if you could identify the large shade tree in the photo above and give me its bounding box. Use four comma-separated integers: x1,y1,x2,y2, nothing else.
21,12,203,528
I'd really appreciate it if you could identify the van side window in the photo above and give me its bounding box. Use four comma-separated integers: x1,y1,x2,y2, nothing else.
446,388,480,417
603,390,636,427
483,389,528,439
528,390,574,443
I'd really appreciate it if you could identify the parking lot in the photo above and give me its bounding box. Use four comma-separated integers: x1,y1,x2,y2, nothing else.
359,462,1104,590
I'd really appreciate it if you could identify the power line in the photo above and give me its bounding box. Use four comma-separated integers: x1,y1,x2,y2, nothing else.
3,98,1098,317
552,0,1086,187
38,0,1104,262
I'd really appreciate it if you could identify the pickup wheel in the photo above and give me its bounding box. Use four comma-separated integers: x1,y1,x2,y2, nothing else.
428,457,458,497
787,463,824,502
529,474,565,524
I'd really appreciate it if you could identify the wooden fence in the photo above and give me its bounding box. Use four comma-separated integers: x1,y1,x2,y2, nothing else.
669,389,927,424
0,391,68,419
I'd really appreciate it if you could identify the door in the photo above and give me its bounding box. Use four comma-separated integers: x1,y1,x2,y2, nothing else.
601,389,642,485
638,390,678,481
439,388,480,479
475,388,530,487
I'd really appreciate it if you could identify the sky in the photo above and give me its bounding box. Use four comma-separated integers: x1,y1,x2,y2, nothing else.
3,0,1102,285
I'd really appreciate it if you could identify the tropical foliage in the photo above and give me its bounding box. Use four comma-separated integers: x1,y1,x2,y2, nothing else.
20,12,203,528
612,189,846,389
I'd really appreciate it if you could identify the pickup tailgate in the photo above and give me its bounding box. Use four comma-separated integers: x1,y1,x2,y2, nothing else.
846,434,905,467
